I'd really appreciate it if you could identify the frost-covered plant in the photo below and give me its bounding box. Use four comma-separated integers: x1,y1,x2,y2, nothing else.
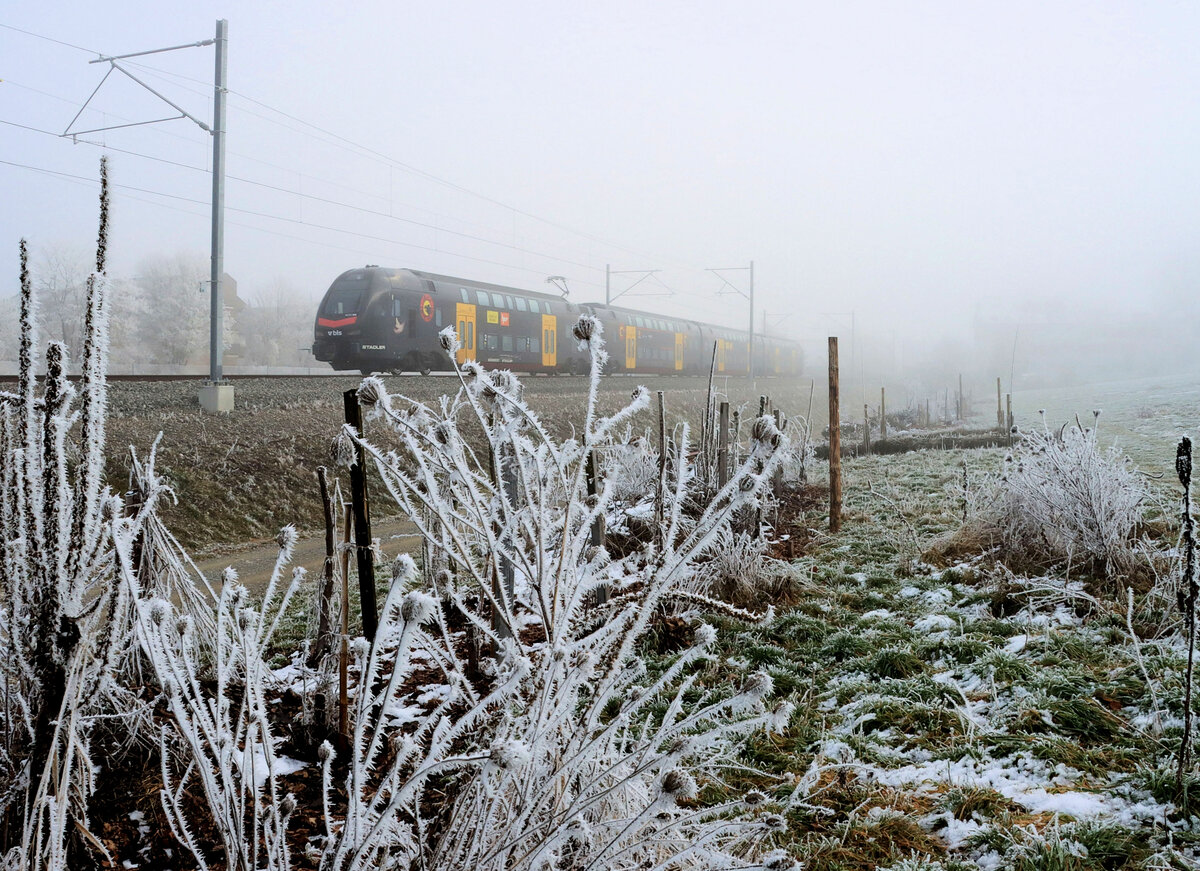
130,530,305,871
0,158,168,869
693,527,771,608
956,412,1147,580
598,426,659,504
319,315,793,870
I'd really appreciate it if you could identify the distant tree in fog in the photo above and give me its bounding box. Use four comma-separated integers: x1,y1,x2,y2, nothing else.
134,252,210,365
238,277,317,366
33,245,91,361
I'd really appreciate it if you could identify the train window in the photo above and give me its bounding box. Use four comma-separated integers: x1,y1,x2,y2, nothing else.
393,298,403,317
467,322,474,349
504,295,515,310
460,289,469,303
476,290,489,306
435,308,443,327
529,299,541,314
502,335,513,352
515,297,528,312
531,336,539,353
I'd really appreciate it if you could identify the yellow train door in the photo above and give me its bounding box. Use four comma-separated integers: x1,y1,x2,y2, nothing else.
717,339,726,373
541,314,557,367
674,332,684,371
455,303,476,364
624,325,637,370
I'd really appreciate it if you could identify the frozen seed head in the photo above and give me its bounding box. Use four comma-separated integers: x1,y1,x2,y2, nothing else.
439,326,459,353
356,376,388,411
744,789,768,807
659,769,698,801
761,849,798,871
572,315,600,343
489,369,520,398
401,590,437,624
693,622,717,648
739,476,758,493
489,740,531,770
767,701,794,733
392,553,417,584
276,524,298,553
762,814,788,833
434,421,454,446
743,671,774,698
317,741,334,762
175,615,192,637
332,428,358,468
280,794,297,817
665,737,694,758
148,601,169,626
350,637,371,659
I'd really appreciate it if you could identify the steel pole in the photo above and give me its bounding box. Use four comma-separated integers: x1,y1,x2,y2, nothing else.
748,260,755,380
209,19,227,383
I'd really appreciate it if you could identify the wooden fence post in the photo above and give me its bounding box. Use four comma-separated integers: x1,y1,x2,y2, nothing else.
586,449,607,605
828,338,842,532
996,377,1003,430
717,401,730,490
338,501,352,755
343,389,378,642
880,387,887,440
863,403,870,456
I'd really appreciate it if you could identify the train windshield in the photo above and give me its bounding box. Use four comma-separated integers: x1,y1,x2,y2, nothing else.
321,274,368,316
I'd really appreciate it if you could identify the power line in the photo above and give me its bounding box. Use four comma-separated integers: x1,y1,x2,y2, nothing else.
0,157,607,288
0,22,96,55
3,117,605,274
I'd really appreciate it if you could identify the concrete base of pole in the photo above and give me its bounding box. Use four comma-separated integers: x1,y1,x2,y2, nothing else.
199,383,235,413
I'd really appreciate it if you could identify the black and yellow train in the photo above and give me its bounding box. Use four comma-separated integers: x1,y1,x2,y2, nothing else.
312,266,802,377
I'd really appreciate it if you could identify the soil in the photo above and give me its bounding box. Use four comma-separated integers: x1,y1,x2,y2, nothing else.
103,372,818,554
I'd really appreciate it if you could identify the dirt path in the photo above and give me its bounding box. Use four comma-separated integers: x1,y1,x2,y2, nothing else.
194,515,423,599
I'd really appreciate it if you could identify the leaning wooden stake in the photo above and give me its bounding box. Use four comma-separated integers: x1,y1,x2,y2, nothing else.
655,391,668,550
828,337,842,532
880,387,887,440
338,501,352,755
717,401,730,490
343,389,378,641
1178,436,1197,809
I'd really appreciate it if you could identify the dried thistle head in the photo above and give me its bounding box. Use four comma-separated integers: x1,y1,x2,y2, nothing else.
659,769,698,802
438,326,460,354
572,315,600,344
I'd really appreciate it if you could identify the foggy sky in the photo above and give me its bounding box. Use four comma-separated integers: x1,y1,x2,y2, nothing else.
3,1,1199,375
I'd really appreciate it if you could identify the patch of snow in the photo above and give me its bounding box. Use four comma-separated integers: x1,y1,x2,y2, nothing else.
861,609,892,621
914,614,955,634
1004,634,1027,654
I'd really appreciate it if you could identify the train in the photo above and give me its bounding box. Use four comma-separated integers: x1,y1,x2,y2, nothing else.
312,266,802,378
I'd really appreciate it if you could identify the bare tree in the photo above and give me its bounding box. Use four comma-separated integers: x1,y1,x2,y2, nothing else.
239,276,317,366
134,252,209,365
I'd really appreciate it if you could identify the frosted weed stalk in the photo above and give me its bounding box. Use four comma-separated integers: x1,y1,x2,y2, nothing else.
323,316,797,870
